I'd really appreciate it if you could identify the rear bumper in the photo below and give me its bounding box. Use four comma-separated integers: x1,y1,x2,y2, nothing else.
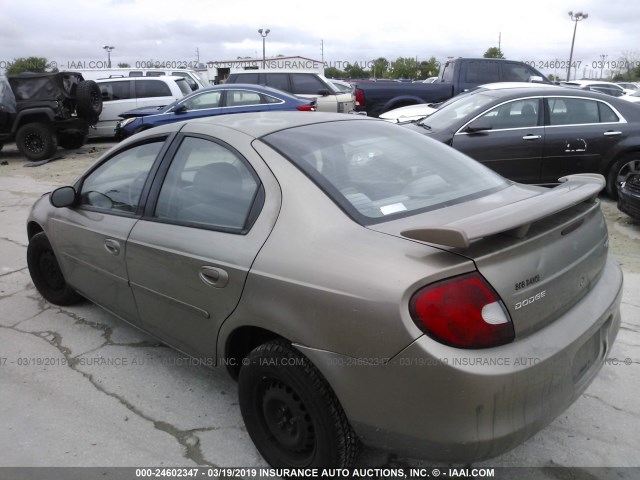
298,257,623,462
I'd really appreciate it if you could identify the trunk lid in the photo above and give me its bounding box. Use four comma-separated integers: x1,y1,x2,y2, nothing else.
369,175,610,338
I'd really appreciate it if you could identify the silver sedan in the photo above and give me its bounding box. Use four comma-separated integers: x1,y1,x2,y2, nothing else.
26,112,622,468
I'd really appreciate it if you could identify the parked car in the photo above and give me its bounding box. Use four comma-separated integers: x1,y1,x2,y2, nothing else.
617,173,640,220
27,112,621,469
93,76,191,137
404,85,640,197
380,82,559,123
620,89,640,103
115,84,316,138
68,68,208,92
616,82,639,92
354,58,550,117
0,72,102,160
560,80,627,97
225,70,354,113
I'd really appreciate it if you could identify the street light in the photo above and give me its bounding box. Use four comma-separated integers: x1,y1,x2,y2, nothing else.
102,45,115,68
567,11,588,81
258,29,270,69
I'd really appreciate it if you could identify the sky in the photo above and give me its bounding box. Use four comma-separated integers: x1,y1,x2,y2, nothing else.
1,0,639,79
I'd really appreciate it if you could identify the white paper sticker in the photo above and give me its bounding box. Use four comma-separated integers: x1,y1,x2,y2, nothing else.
380,203,407,215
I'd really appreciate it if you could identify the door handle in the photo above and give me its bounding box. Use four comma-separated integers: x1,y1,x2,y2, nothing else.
104,239,121,256
603,131,622,136
522,134,541,140
199,266,229,288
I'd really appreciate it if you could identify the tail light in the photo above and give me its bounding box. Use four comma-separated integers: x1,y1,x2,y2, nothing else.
296,104,316,111
355,88,365,108
410,273,514,349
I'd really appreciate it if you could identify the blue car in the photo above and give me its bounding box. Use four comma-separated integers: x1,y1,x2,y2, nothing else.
115,84,316,138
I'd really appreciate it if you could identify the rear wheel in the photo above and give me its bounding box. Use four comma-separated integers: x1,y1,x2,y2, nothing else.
16,123,58,161
238,340,359,468
607,153,640,199
27,232,82,306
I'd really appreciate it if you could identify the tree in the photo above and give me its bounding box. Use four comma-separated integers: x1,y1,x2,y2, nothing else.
418,57,439,79
324,66,346,78
5,57,52,75
371,57,390,79
344,63,369,79
483,47,505,59
389,57,419,79
117,62,131,68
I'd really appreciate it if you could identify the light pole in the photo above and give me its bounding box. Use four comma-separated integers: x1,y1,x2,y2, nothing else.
102,45,115,68
600,54,608,79
258,29,270,68
567,11,588,81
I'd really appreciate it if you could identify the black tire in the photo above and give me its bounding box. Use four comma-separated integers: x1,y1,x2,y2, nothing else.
16,123,58,161
58,131,87,150
606,153,640,199
238,340,359,469
27,232,82,306
76,80,103,118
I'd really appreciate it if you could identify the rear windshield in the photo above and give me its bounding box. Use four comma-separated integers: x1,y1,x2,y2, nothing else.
262,120,507,224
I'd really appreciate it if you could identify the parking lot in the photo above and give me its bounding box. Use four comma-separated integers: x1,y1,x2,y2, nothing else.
0,140,639,476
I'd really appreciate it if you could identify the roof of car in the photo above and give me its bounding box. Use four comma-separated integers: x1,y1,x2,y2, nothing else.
185,111,373,138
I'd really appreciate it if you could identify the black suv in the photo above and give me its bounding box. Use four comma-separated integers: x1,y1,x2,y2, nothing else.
0,72,102,161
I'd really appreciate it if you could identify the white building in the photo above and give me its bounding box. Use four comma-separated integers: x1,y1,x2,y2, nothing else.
207,56,324,84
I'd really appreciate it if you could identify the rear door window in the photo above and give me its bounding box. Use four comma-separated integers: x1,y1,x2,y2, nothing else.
135,80,172,98
290,74,327,95
264,73,290,92
99,81,132,101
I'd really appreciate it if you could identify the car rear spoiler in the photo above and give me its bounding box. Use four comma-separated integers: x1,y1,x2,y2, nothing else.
401,174,605,248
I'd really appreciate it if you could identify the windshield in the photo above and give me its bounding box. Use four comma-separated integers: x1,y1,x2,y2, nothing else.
419,92,497,130
262,120,507,223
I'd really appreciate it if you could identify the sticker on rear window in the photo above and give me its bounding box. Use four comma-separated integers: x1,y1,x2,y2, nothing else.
380,203,407,215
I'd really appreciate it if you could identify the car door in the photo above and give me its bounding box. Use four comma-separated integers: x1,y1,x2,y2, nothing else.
289,73,335,112
450,97,544,183
134,79,180,109
125,124,281,360
46,137,169,324
540,96,627,184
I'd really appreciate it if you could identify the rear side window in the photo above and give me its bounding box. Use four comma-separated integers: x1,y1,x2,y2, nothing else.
290,74,327,95
226,90,264,107
233,73,259,84
264,73,290,92
145,72,166,77
135,80,172,98
502,63,541,82
99,81,131,101
547,98,612,125
464,62,499,84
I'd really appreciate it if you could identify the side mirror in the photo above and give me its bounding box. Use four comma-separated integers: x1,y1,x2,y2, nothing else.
528,75,544,83
50,186,77,208
173,104,188,114
317,89,331,97
465,119,493,133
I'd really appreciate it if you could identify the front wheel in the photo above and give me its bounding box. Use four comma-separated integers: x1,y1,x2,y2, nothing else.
238,340,359,468
607,154,640,199
27,232,82,306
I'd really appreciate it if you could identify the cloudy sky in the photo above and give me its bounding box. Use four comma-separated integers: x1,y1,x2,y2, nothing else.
1,0,638,78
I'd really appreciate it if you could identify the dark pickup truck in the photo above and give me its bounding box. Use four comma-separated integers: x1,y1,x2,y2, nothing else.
354,58,550,117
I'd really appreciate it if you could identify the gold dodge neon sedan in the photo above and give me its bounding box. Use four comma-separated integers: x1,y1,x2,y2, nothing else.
26,112,622,468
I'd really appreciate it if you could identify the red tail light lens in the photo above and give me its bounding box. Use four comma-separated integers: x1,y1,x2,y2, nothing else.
296,104,317,111
409,273,514,349
355,88,365,108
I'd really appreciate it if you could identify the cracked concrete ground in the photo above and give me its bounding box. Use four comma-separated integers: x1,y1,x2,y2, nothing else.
0,143,639,473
